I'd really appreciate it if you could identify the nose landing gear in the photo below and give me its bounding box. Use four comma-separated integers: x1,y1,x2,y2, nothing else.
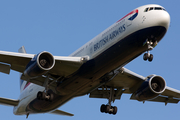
143,52,153,62
143,39,157,62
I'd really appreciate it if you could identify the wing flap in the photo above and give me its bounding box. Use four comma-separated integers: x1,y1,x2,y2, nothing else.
148,96,179,104
89,88,123,100
0,97,19,106
0,63,11,74
130,95,179,104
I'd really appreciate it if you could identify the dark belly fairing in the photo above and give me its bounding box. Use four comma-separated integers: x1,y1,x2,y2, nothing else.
26,26,166,113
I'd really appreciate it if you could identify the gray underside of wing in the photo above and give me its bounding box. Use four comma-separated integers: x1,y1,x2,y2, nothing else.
105,68,146,92
90,67,180,104
0,50,84,76
50,109,74,116
0,51,34,73
0,50,85,89
90,67,146,99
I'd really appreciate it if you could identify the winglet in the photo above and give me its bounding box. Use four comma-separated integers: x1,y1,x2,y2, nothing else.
50,109,74,117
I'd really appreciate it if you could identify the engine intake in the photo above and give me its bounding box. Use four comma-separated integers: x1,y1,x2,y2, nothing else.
134,75,166,101
24,51,55,77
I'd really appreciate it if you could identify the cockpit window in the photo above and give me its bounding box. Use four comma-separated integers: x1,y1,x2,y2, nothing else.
144,8,149,12
155,7,162,10
144,7,166,12
149,7,154,11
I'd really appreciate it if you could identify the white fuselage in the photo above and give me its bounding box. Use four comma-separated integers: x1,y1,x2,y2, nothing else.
13,4,170,115
70,4,170,59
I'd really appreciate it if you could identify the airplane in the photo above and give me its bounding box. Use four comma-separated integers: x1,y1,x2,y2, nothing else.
0,4,180,118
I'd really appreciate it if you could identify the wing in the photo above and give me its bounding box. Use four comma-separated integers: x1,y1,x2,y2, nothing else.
0,50,85,87
89,67,180,104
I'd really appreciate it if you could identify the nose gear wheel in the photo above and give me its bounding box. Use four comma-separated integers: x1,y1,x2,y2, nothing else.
143,52,153,62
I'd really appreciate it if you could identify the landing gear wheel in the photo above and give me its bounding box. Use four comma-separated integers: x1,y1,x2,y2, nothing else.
37,92,42,100
100,104,118,115
37,91,53,101
148,54,153,62
42,92,46,100
100,104,106,113
113,106,117,115
143,53,153,62
105,105,110,113
100,87,119,115
49,93,54,102
143,53,148,61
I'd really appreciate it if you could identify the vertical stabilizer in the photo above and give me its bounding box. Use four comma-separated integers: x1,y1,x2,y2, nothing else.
18,46,27,54
18,46,27,93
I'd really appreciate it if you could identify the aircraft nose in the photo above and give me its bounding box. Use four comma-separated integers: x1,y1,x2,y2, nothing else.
157,11,170,30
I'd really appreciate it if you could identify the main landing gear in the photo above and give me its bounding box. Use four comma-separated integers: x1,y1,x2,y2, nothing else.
36,74,54,102
100,88,118,115
143,39,156,62
37,91,54,102
100,104,117,115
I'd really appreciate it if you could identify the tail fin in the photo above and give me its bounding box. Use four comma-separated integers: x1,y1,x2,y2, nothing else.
18,46,27,93
18,46,27,53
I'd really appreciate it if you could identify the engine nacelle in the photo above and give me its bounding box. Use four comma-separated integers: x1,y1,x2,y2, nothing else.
134,75,166,101
24,51,55,77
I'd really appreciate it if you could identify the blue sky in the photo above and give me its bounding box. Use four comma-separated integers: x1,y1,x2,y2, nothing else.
0,0,179,120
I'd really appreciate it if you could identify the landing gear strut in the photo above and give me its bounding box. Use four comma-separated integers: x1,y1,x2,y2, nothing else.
36,74,54,102
100,88,118,115
143,39,156,62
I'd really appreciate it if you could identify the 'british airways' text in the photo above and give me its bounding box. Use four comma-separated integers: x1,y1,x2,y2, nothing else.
94,24,125,52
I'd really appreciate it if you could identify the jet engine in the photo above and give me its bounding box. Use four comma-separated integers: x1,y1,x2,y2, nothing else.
24,51,55,77
134,75,166,101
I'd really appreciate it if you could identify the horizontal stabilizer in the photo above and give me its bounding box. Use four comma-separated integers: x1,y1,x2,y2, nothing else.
50,109,74,116
0,97,19,106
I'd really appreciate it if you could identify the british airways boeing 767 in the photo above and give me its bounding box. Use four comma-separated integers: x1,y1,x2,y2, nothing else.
0,4,179,118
